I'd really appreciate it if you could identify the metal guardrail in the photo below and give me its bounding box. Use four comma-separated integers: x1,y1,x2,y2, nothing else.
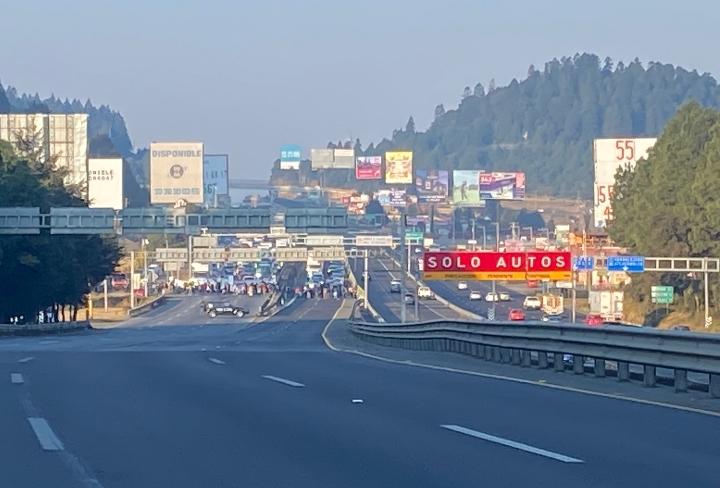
0,321,90,336
349,319,720,397
127,294,167,317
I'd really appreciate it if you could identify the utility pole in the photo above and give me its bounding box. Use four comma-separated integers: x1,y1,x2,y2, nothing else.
491,221,500,320
363,250,369,311
481,226,486,250
103,278,108,312
130,250,135,309
400,212,407,323
142,238,148,298
704,257,711,328
187,235,193,282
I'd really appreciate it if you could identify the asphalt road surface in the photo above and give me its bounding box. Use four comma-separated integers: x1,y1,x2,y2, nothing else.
1,295,719,487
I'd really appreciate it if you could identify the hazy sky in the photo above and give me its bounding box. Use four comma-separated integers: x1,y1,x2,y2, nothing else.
2,0,718,179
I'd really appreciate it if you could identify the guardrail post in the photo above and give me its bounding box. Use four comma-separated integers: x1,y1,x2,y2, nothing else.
511,349,521,365
710,374,720,398
617,362,630,382
501,348,511,363
485,345,493,360
492,347,501,362
643,365,657,387
593,359,606,377
674,369,688,393
573,356,584,374
538,352,549,369
521,351,531,367
554,353,564,372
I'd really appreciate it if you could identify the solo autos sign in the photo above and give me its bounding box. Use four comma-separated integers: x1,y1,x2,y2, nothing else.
385,151,413,184
88,157,123,210
150,142,204,204
422,251,572,281
479,172,526,200
593,138,656,228
415,169,449,203
355,156,382,180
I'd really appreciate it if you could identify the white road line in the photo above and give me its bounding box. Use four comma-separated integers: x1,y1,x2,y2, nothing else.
27,417,64,451
261,375,305,388
441,424,584,463
208,357,226,365
10,373,24,384
18,356,35,363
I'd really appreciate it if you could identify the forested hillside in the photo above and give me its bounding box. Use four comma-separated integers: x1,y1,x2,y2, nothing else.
373,53,720,198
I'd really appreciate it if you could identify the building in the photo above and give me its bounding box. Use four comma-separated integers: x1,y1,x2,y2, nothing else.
0,113,89,190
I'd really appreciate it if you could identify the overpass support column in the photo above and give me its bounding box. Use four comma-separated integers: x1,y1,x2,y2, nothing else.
617,362,630,382
643,365,657,387
511,349,521,365
674,369,688,393
553,353,564,372
538,352,549,369
573,355,584,374
521,351,531,367
593,359,606,377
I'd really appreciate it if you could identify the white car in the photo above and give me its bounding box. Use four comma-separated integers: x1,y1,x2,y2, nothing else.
469,290,483,301
523,296,542,310
418,286,434,299
485,292,499,302
457,281,468,290
499,292,511,302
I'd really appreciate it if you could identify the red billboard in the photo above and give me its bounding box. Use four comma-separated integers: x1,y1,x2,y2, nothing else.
356,156,382,180
422,251,571,281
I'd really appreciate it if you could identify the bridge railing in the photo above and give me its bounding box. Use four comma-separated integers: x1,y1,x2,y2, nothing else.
348,319,720,397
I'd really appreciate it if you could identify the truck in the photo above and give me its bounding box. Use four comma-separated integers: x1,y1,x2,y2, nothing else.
541,294,564,315
589,290,624,321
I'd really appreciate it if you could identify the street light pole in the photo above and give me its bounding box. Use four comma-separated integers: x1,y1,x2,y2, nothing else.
363,250,369,311
400,212,407,324
491,222,500,320
142,238,148,298
130,250,135,309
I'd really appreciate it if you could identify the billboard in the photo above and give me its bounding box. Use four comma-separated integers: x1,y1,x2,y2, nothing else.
356,156,382,180
376,190,391,206
422,251,572,281
280,144,302,170
333,148,355,169
88,158,123,210
452,170,481,205
388,189,407,207
355,235,394,247
593,138,656,228
415,169,449,203
385,151,413,184
311,148,334,169
203,154,229,206
150,142,204,204
479,172,526,200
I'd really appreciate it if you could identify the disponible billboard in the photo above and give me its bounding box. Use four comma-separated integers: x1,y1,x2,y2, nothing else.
333,148,355,169
479,172,526,200
593,138,656,228
88,158,123,210
204,154,229,206
452,170,481,205
422,251,571,281
385,151,413,184
150,142,204,204
356,156,382,180
415,169,449,203
311,148,334,169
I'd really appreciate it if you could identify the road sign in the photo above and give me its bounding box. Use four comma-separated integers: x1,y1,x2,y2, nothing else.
607,255,645,272
405,230,423,244
355,235,394,247
573,256,594,271
488,308,495,321
651,285,673,304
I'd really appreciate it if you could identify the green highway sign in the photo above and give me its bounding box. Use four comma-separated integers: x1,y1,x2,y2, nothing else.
406,230,424,242
651,285,673,304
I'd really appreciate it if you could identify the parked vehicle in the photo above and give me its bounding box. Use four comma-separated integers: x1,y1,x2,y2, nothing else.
508,309,525,321
418,286,434,299
207,303,249,318
523,296,542,310
584,313,604,326
111,273,129,291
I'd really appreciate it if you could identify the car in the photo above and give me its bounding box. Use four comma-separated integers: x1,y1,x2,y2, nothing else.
584,313,604,326
508,309,525,321
390,280,402,293
499,292,511,302
670,324,691,331
207,303,249,318
469,290,483,301
404,293,415,305
200,301,216,312
523,296,542,310
418,286,434,299
110,273,129,290
542,314,564,323
485,292,499,302
457,281,468,290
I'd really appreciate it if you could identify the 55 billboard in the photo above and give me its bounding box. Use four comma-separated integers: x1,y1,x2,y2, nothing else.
415,169,449,203
385,151,413,184
356,156,382,180
422,251,571,281
452,170,481,206
150,142,204,204
479,172,526,200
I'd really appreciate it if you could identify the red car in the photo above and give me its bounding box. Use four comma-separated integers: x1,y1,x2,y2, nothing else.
584,314,604,326
508,309,525,321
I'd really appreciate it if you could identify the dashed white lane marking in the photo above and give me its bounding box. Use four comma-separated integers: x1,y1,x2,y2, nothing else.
10,373,24,384
18,356,35,363
352,399,364,404
27,417,64,451
39,340,59,345
208,357,226,365
441,424,584,463
261,375,305,388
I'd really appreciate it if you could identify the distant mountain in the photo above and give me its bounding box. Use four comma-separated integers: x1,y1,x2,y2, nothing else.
371,53,720,198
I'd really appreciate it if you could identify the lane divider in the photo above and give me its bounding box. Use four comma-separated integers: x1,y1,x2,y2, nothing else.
441,424,584,463
208,357,226,365
10,373,24,384
261,375,305,388
27,417,64,451
17,356,35,363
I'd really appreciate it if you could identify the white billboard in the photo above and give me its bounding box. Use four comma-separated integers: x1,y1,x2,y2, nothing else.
593,138,656,227
88,158,124,210
150,142,204,204
355,235,394,247
333,148,355,169
203,154,228,207
311,148,335,169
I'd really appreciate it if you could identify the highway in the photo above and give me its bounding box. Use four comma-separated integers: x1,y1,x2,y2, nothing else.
1,294,719,487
